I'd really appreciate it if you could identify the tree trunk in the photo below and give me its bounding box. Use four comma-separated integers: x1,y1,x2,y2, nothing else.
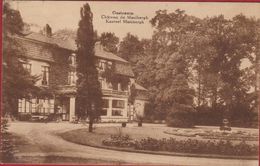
197,69,201,107
88,107,93,132
88,117,93,132
255,51,259,92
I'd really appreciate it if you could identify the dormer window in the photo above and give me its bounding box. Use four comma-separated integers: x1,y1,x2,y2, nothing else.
41,66,49,85
107,61,112,69
22,63,31,73
98,61,106,71
68,71,76,85
69,53,76,66
98,60,112,71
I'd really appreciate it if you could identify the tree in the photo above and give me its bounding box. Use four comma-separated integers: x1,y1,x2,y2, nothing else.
1,2,39,162
150,10,196,127
2,2,39,117
75,3,102,132
52,29,76,40
118,33,144,64
199,15,259,124
100,32,119,54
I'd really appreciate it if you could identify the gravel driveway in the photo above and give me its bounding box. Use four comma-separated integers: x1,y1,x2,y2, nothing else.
7,122,258,165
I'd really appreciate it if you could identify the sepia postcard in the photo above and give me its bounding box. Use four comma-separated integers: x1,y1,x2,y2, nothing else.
1,0,260,165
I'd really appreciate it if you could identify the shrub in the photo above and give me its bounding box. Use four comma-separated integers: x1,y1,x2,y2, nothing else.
103,135,258,156
166,110,195,128
194,104,259,128
143,103,167,122
146,138,256,155
102,134,135,148
122,122,126,127
194,105,223,126
0,118,15,162
17,114,31,121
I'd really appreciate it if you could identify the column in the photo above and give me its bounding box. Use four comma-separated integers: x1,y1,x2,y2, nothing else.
69,97,75,122
108,99,112,118
124,98,128,118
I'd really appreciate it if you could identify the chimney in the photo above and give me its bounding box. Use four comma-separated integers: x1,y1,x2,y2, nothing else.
43,24,52,37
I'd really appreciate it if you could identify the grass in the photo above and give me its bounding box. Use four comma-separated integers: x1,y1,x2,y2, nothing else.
59,126,258,158
59,126,176,147
60,125,259,146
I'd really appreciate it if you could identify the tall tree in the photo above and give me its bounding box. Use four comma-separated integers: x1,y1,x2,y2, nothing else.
1,2,39,162
100,32,119,54
201,15,259,122
2,2,39,117
76,3,102,132
140,9,196,127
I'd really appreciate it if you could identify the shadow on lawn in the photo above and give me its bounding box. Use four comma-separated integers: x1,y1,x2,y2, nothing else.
14,155,125,164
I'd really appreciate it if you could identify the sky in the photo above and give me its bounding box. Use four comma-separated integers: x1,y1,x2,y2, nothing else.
10,1,260,40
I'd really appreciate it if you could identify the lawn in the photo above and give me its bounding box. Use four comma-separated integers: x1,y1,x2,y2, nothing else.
59,124,258,158
59,125,259,145
59,125,189,147
60,126,173,147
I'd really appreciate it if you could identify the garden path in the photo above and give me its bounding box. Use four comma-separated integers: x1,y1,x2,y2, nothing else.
8,122,258,166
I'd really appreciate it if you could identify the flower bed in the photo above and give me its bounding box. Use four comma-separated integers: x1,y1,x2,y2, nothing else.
102,135,258,156
102,135,135,148
164,128,259,141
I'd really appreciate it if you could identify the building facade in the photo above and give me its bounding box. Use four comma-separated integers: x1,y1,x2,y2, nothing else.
16,25,148,122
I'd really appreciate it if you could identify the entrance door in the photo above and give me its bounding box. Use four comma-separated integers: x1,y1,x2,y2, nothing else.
56,97,70,121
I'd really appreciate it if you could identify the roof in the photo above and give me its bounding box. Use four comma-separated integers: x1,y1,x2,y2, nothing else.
95,43,128,63
23,32,77,50
16,36,55,62
19,32,135,77
114,63,135,77
23,32,128,63
134,83,148,91
133,83,149,100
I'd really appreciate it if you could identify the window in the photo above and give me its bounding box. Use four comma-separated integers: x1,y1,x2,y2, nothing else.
112,110,123,116
41,66,49,85
18,99,32,113
107,61,112,69
112,100,125,108
99,78,105,89
98,61,113,71
31,99,36,113
18,99,24,113
98,61,106,71
112,81,118,90
68,71,76,85
33,98,54,114
112,100,125,116
69,53,76,66
101,99,109,116
121,83,129,91
22,63,31,73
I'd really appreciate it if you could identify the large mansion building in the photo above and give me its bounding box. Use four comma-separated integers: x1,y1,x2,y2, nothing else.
16,25,148,122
